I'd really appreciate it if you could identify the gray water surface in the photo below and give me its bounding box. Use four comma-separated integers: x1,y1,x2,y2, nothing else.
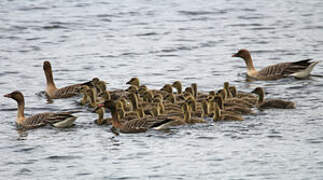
1,0,323,179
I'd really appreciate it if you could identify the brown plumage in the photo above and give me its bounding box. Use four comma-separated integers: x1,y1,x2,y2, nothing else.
232,49,319,80
213,104,244,121
251,87,296,110
4,91,78,129
126,77,140,87
103,100,176,133
43,61,95,99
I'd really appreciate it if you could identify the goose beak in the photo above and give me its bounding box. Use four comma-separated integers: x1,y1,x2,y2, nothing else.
4,94,10,98
232,53,238,57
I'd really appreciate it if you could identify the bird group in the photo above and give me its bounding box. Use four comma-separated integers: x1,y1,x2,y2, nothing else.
4,48,318,134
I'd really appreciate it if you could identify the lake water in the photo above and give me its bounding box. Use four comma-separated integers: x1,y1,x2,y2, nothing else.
1,0,323,179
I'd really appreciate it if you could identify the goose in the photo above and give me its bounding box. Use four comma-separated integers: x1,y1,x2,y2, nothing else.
79,85,90,106
4,91,78,129
213,103,244,121
228,86,257,104
222,83,255,108
43,61,95,99
94,107,111,125
172,81,183,94
126,77,140,87
251,87,296,110
232,49,320,80
102,100,176,133
214,95,254,115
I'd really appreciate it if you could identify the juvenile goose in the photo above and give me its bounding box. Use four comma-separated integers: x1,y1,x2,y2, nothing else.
172,81,183,94
214,95,254,115
4,91,78,129
79,85,90,106
213,104,244,121
222,84,254,108
94,107,111,125
103,100,175,133
126,77,140,87
43,61,94,99
229,86,257,104
251,87,296,110
232,49,320,80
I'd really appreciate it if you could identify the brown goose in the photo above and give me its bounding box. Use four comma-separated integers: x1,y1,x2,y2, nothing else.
43,61,95,99
4,91,78,129
213,104,244,121
232,49,319,80
126,77,140,87
102,100,175,133
251,87,296,110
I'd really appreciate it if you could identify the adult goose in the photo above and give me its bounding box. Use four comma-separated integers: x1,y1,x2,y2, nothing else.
43,61,95,99
4,91,78,129
232,49,319,80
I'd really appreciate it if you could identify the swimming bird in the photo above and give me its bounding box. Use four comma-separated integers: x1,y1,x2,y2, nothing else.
94,106,111,125
4,91,78,129
102,100,176,133
251,87,296,110
232,49,320,80
126,77,140,87
213,103,244,121
43,61,95,99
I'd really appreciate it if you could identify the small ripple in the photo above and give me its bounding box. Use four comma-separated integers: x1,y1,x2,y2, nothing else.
306,138,323,144
136,32,158,36
178,10,226,16
13,147,37,153
15,168,32,176
45,155,82,160
42,25,67,29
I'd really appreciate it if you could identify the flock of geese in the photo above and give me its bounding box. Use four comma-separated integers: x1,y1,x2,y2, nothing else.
4,49,319,134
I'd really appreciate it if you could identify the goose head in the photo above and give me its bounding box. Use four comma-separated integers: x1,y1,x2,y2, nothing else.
251,87,265,96
172,81,182,94
91,77,100,86
232,49,252,60
4,90,25,103
43,60,52,71
126,77,140,87
160,84,173,94
184,87,194,96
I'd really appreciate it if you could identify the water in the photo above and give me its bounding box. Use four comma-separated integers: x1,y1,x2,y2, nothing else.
1,0,323,179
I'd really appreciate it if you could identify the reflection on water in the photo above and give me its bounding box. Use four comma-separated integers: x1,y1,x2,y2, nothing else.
1,0,323,179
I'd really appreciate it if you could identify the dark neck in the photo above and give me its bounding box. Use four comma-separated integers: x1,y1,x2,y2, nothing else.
45,68,56,88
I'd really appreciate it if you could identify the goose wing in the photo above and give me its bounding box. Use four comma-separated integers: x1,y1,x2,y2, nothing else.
53,84,81,98
258,59,313,80
20,113,54,129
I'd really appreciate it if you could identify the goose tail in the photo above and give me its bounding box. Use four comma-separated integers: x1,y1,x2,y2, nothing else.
289,60,320,79
52,116,77,128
